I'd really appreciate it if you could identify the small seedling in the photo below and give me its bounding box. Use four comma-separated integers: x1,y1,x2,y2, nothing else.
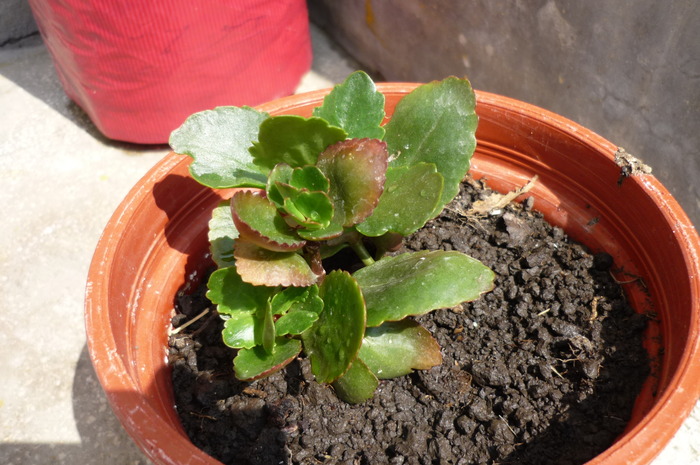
170,71,495,403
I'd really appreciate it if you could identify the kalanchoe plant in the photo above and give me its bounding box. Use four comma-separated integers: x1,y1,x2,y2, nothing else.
170,71,496,403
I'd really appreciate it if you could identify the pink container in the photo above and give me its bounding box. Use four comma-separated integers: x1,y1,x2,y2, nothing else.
29,0,312,144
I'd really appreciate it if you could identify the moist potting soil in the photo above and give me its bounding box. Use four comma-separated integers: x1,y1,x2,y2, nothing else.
168,178,650,465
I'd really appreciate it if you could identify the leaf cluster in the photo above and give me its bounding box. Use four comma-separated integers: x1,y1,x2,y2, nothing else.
170,72,495,403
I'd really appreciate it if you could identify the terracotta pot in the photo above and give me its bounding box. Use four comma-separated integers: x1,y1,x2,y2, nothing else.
85,84,700,464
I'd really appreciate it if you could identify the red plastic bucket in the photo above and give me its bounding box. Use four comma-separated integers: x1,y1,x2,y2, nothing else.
29,0,312,144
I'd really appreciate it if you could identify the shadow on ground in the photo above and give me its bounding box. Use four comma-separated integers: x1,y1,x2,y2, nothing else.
0,35,167,152
0,346,149,465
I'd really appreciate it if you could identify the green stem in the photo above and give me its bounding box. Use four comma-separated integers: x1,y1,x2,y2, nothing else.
262,300,276,354
350,239,375,266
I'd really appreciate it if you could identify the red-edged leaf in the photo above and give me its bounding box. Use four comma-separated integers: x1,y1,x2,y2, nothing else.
231,190,305,252
316,138,389,227
233,338,302,381
234,240,318,287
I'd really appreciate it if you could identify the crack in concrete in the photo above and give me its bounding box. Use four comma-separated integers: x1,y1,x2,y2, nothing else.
0,31,39,48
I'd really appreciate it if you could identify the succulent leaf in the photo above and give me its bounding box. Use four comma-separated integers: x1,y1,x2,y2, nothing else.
233,240,319,287
302,271,366,383
233,338,302,381
359,320,442,378
280,196,307,225
316,138,389,228
275,310,321,337
169,106,269,188
266,163,295,207
289,191,334,229
274,285,323,336
312,70,386,140
206,266,274,315
208,201,238,268
250,115,347,172
296,217,345,241
294,285,324,314
354,250,496,327
222,312,259,349
271,285,323,315
356,163,444,237
384,77,478,214
331,358,379,404
261,302,277,353
290,165,331,192
231,190,305,252
270,286,310,315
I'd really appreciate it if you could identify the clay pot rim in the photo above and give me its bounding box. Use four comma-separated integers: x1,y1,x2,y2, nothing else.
85,84,700,465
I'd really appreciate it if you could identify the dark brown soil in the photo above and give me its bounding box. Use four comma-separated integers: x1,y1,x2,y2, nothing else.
168,178,649,465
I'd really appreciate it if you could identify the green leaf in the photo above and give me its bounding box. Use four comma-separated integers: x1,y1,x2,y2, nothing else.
296,217,345,241
270,286,311,315
233,240,319,287
359,320,442,379
384,77,478,213
353,250,495,327
316,138,389,227
271,285,323,314
302,271,366,383
266,163,295,207
208,201,238,267
312,71,386,139
261,302,276,353
233,337,302,381
281,196,307,225
275,310,320,337
290,165,330,192
292,285,324,314
273,285,324,336
206,266,274,315
269,165,334,230
273,188,335,230
356,163,444,237
267,165,332,216
250,115,347,171
169,106,269,188
222,312,258,349
290,191,334,229
231,190,305,252
331,358,379,404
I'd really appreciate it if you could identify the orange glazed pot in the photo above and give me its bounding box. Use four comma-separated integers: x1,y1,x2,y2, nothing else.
85,84,700,465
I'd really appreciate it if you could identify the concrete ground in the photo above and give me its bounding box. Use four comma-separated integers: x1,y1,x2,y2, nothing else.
0,23,698,465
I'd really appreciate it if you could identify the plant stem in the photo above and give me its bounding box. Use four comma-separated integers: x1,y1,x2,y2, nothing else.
350,239,375,266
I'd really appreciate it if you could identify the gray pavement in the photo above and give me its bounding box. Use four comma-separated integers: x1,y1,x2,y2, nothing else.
0,23,698,465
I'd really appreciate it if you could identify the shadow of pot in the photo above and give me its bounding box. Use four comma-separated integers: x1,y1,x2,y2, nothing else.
85,84,700,465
